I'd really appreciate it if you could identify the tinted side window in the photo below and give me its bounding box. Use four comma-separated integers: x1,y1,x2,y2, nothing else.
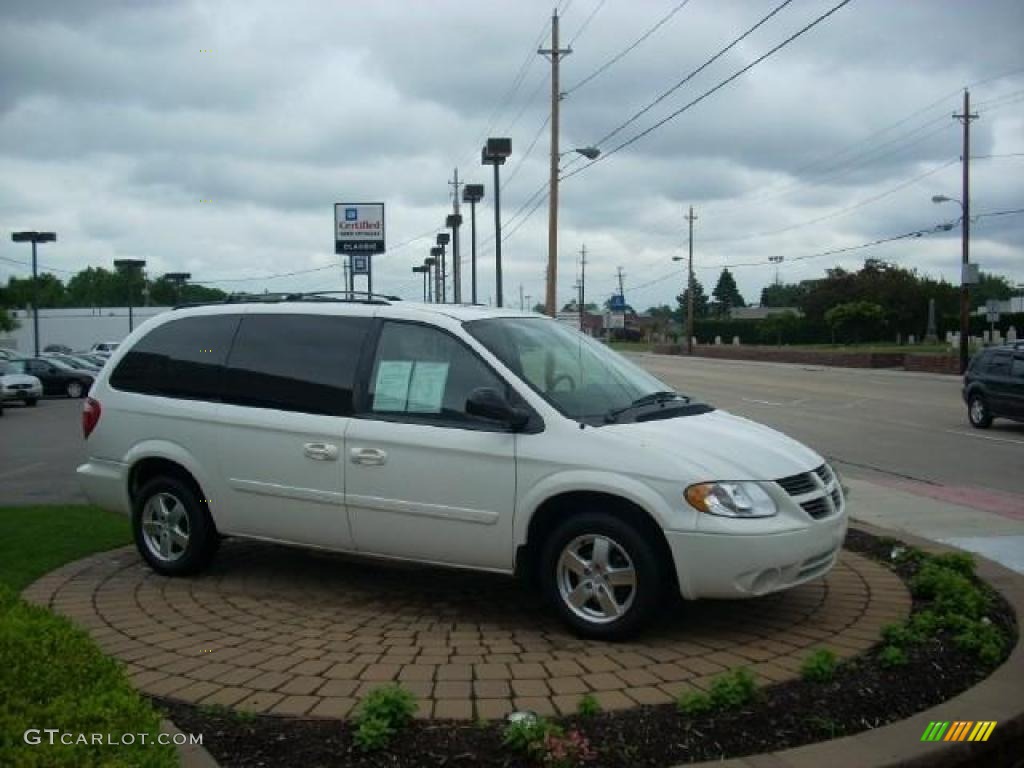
986,352,1012,376
365,321,509,427
110,315,238,400
1011,356,1024,380
223,314,369,416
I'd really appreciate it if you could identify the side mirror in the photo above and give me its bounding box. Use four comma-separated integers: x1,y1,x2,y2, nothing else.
465,387,529,430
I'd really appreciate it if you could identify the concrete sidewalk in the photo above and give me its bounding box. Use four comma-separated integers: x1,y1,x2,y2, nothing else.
846,476,1024,574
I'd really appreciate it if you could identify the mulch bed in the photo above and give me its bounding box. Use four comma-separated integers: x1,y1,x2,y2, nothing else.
156,529,1019,767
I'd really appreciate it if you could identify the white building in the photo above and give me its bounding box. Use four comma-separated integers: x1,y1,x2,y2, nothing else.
0,306,172,354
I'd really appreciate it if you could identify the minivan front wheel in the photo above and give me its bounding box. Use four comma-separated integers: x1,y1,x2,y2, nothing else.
968,394,992,429
541,512,663,639
132,476,218,576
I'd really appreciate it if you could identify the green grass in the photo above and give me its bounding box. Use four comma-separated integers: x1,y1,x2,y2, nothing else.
0,505,175,767
0,505,130,591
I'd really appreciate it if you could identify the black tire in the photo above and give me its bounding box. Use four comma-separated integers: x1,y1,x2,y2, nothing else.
540,510,664,640
968,393,993,429
66,380,85,398
25,398,38,407
132,475,219,576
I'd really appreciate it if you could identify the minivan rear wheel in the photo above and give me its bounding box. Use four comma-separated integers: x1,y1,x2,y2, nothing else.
540,511,663,640
132,476,219,575
968,394,992,429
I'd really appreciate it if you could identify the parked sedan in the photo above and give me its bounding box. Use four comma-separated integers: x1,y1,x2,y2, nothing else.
42,353,101,373
6,357,94,398
0,361,44,406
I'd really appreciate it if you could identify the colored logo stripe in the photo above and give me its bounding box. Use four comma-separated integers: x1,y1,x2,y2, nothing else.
922,721,997,742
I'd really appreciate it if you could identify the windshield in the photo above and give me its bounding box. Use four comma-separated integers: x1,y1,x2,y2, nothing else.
465,317,679,424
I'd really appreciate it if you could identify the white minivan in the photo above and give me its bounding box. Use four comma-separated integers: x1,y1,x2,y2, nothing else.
78,297,846,638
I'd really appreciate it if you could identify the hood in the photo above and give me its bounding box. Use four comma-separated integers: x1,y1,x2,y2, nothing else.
1,373,41,387
600,409,822,482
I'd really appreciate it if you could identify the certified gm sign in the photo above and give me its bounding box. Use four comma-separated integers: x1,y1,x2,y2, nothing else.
335,203,385,254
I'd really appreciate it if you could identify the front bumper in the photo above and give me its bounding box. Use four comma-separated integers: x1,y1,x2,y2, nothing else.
666,513,848,599
1,385,43,400
77,459,131,516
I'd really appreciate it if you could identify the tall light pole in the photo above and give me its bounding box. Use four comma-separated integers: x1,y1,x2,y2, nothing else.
113,259,146,333
425,256,437,303
932,193,970,371
481,138,511,307
462,184,484,304
430,247,443,303
435,232,450,303
163,271,191,305
446,213,463,303
412,264,429,302
11,231,57,357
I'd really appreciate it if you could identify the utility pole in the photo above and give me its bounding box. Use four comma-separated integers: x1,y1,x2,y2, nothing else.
685,206,698,356
615,266,625,298
448,169,464,303
954,90,978,375
579,244,587,331
540,8,571,318
519,284,524,311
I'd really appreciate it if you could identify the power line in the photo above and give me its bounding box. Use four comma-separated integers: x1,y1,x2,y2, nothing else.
500,113,551,191
701,158,959,245
563,0,855,182
567,0,607,47
564,0,694,96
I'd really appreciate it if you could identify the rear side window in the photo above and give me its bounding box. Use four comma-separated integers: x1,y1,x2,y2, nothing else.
110,315,238,400
223,314,369,416
985,352,1012,376
1012,356,1024,380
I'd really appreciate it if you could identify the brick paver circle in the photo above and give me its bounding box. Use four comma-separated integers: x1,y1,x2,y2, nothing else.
23,542,910,720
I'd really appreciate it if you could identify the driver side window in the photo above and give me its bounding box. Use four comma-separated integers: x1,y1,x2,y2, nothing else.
365,322,509,428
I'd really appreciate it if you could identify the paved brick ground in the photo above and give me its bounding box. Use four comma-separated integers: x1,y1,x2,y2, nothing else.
22,541,909,721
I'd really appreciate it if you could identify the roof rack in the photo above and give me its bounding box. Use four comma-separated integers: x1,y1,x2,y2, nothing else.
173,291,401,310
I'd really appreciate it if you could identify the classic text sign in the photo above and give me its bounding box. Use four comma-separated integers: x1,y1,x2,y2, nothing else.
335,203,385,254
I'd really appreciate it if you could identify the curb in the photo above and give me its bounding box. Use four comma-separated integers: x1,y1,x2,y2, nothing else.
160,720,219,768
679,523,1023,768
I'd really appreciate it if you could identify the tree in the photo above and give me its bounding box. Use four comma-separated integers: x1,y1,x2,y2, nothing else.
970,272,1015,310
531,303,546,313
760,281,806,307
676,278,709,320
760,310,802,345
66,267,122,307
0,308,17,333
1,274,68,308
711,268,745,316
825,301,886,344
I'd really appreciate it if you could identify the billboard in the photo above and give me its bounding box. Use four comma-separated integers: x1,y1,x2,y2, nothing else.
335,203,385,254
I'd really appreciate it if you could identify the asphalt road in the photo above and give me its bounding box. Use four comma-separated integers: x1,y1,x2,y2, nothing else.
1,358,1021,512
631,353,1024,503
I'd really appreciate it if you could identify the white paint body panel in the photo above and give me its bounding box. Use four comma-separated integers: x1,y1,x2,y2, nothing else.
78,301,847,602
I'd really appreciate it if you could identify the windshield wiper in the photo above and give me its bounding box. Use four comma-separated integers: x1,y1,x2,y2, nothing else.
604,390,689,423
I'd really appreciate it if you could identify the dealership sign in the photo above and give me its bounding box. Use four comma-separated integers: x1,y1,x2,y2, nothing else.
335,203,385,254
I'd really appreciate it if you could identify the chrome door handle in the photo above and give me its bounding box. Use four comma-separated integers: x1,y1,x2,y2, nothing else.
303,442,339,461
350,447,387,466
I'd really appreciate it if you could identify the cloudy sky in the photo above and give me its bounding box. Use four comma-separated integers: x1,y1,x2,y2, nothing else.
2,0,1022,310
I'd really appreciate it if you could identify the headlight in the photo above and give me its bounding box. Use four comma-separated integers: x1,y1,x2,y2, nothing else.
685,481,777,518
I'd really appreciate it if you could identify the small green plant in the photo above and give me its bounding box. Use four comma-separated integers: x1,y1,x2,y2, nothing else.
351,685,417,751
676,690,713,716
800,648,839,683
807,715,843,738
953,620,1006,665
503,716,563,757
878,645,908,668
708,668,758,709
931,552,975,576
353,715,394,751
576,693,601,717
540,729,597,768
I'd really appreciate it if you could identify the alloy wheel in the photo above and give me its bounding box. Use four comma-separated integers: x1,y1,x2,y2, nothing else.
556,534,637,624
141,492,190,563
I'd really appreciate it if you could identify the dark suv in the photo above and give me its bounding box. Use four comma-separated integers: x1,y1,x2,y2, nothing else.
963,343,1024,428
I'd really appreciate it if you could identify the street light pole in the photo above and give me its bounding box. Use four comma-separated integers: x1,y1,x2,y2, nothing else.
462,184,484,304
113,259,146,333
11,231,57,357
435,233,450,303
685,207,697,356
163,272,191,305
954,89,979,374
482,139,511,307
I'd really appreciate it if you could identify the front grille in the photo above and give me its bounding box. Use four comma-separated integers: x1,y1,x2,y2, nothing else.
815,464,833,484
801,497,831,519
831,489,842,509
776,472,817,496
7,384,31,390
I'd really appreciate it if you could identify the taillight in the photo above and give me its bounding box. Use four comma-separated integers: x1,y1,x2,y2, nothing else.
82,397,102,439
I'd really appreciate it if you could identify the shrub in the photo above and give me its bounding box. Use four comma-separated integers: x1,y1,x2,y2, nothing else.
911,562,990,620
800,649,839,683
954,621,1006,666
503,716,563,757
878,645,908,668
540,729,597,768
0,584,176,768
576,693,601,717
708,668,758,709
931,552,975,576
351,685,417,751
676,690,713,716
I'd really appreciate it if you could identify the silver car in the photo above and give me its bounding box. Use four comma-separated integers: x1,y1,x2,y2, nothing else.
0,361,44,406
